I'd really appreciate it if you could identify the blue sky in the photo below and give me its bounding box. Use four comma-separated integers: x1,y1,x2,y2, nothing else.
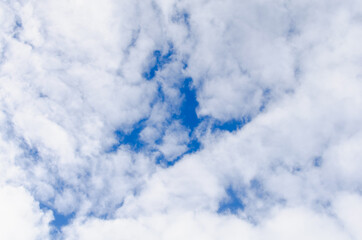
1,0,362,239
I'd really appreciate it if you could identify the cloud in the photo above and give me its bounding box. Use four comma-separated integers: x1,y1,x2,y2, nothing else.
62,206,351,240
0,186,52,240
157,121,190,161
333,193,362,238
0,0,362,239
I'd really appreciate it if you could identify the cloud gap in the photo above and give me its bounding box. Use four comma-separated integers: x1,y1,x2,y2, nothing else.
110,119,147,152
156,78,203,166
217,186,245,215
211,117,250,133
143,44,174,80
39,203,75,237
176,77,200,131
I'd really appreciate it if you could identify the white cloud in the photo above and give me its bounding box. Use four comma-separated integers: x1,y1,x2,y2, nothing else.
333,193,362,239
0,0,362,239
63,206,351,240
157,121,190,161
0,186,52,240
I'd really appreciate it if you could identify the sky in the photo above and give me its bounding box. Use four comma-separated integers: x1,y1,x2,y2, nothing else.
1,0,362,239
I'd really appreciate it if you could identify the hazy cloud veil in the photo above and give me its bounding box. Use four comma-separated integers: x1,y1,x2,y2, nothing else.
1,0,362,239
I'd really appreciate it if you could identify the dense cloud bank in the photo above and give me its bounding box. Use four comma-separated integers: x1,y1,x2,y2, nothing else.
1,0,362,239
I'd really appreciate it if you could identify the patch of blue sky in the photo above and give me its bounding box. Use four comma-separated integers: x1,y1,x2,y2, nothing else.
151,76,203,167
211,117,250,133
186,138,201,154
107,76,201,157
182,60,188,69
143,44,174,80
109,119,147,152
118,47,201,164
176,77,201,131
217,187,244,214
39,203,75,236
155,154,175,167
158,78,202,165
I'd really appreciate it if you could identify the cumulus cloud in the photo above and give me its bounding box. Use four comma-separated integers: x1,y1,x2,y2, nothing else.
62,207,351,240
0,186,52,240
1,0,362,239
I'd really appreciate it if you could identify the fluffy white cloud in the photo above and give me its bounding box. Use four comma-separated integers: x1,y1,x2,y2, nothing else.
1,0,362,239
157,121,190,161
63,207,352,240
0,186,52,240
